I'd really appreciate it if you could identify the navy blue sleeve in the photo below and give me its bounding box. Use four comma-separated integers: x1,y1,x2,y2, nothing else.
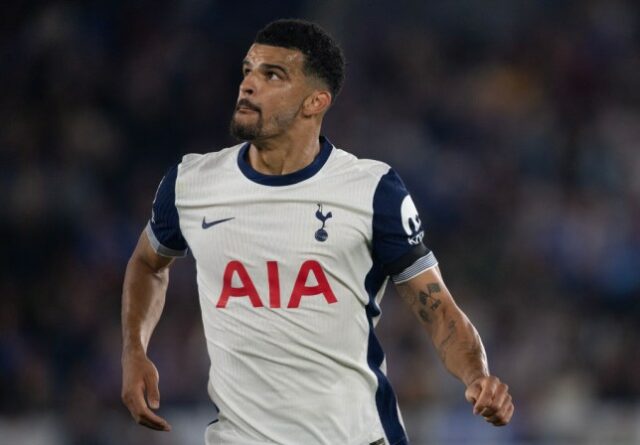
145,164,188,257
372,169,437,282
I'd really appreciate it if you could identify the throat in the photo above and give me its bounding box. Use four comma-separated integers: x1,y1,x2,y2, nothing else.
248,139,320,175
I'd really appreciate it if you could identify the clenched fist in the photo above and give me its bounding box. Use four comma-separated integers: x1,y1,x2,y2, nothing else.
465,375,514,426
121,352,172,432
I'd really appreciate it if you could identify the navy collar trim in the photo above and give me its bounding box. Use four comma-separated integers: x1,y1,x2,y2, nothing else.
237,136,333,186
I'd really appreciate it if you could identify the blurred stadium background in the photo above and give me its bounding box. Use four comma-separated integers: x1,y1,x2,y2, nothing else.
2,0,640,444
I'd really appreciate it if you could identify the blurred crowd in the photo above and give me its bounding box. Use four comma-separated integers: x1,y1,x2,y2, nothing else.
1,0,639,443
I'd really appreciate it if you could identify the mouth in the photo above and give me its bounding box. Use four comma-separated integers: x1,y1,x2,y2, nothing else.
235,99,260,114
236,106,258,114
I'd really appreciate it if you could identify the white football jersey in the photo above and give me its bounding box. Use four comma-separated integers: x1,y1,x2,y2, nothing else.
147,137,437,445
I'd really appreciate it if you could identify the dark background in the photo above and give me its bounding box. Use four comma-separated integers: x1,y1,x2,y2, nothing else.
2,1,639,443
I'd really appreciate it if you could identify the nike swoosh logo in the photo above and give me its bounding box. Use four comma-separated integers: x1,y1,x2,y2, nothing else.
202,217,235,229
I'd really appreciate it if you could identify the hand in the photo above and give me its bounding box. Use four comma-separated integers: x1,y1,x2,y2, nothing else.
121,351,172,431
465,375,514,426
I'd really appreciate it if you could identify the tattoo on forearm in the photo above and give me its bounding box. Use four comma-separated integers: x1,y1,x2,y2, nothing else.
418,283,442,311
437,320,457,361
419,309,431,323
427,283,441,294
440,320,457,347
402,290,417,306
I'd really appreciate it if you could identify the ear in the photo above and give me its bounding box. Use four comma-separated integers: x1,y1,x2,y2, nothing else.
302,90,332,117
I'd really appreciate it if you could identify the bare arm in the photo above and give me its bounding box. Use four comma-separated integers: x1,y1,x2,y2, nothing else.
395,265,514,426
121,231,174,431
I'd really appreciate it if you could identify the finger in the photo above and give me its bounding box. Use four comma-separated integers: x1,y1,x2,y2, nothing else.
122,381,146,414
505,401,515,423
138,411,172,431
474,378,498,415
480,385,510,418
127,384,171,431
486,400,514,426
144,373,161,410
490,385,510,411
479,405,497,417
485,415,504,426
499,401,515,425
464,382,481,405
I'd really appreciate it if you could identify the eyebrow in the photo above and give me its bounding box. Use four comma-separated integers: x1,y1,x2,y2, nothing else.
242,60,290,77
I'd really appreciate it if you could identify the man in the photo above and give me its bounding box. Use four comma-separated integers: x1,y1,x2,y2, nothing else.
121,19,513,445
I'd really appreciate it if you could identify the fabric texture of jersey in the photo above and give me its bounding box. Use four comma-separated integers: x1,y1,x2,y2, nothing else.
147,137,438,445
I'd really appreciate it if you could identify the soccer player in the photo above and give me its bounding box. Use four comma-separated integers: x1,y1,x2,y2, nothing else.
121,19,514,445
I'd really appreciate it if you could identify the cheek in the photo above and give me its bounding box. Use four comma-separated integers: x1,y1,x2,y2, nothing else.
270,88,295,107
264,93,300,120
268,83,302,107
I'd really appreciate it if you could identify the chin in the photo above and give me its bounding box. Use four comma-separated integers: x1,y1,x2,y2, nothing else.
230,122,259,141
233,112,260,127
230,110,265,141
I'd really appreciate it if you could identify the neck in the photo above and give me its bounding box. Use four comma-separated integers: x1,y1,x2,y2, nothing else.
248,128,322,175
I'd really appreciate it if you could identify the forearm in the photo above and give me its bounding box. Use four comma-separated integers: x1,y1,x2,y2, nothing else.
396,273,488,386
121,256,169,356
397,267,513,425
430,308,488,386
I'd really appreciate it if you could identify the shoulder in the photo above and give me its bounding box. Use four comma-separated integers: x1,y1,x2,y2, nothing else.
177,143,245,178
327,146,392,183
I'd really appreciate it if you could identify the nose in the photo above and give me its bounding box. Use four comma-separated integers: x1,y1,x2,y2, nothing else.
239,73,256,96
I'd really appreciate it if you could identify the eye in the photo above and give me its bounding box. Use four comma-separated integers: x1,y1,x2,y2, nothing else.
266,71,280,80
242,68,250,77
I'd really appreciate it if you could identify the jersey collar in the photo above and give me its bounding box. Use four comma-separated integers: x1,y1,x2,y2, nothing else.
237,136,333,186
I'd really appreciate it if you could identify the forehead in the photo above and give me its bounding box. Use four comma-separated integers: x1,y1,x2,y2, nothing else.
243,44,305,69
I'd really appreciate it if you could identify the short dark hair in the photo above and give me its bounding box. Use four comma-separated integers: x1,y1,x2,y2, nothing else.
255,19,346,99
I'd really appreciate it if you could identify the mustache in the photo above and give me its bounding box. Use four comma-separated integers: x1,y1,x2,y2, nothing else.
235,99,261,112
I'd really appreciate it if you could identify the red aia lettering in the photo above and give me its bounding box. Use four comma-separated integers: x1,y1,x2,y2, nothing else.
288,260,338,308
267,261,281,308
215,260,337,308
216,260,263,308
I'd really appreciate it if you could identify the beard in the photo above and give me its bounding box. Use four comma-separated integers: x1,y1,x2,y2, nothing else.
229,99,303,142
229,111,264,141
